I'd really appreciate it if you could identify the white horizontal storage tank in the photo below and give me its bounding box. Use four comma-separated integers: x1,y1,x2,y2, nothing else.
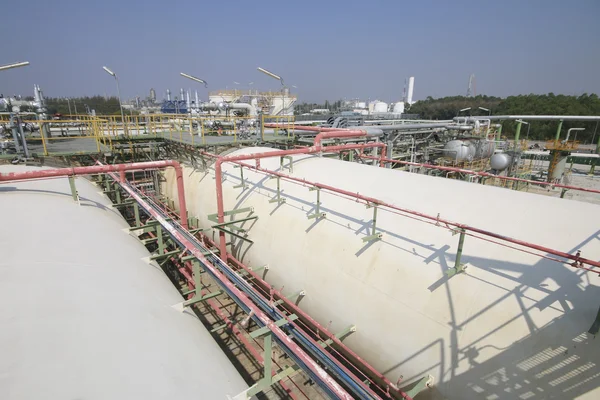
164,148,600,399
0,165,247,400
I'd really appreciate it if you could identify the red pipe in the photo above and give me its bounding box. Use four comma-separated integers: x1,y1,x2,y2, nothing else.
113,174,355,400
213,142,386,256
0,160,189,229
360,155,600,195
144,184,405,399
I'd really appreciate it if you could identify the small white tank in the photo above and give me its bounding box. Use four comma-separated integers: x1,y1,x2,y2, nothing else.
393,101,405,114
373,101,388,113
357,102,366,109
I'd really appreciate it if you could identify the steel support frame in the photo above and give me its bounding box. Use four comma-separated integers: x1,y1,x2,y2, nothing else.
103,173,360,400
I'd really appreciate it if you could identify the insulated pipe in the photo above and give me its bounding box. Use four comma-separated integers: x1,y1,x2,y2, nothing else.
268,122,472,132
455,115,600,122
357,155,600,195
0,160,189,229
314,130,369,146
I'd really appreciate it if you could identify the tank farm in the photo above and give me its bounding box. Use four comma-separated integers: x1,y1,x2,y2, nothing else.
2,108,600,400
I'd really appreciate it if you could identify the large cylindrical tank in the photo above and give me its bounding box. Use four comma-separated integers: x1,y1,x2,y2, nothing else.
490,152,513,171
1,165,247,399
392,101,405,114
373,101,388,113
163,148,600,399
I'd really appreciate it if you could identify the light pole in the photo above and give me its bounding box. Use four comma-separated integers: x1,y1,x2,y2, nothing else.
457,107,471,116
65,98,72,116
181,73,207,88
102,66,127,136
257,67,286,115
478,107,491,116
0,61,29,72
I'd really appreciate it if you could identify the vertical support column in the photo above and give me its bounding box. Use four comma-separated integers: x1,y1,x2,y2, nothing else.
115,184,122,204
455,228,466,269
17,116,30,159
555,120,564,142
9,115,22,153
133,203,141,227
68,175,79,203
496,123,502,142
192,260,201,294
446,228,467,277
514,121,523,149
156,224,165,253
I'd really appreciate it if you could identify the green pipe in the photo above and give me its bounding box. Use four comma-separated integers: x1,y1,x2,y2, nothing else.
514,121,523,148
496,124,503,142
555,120,564,142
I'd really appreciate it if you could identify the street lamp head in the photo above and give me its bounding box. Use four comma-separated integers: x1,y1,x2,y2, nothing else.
233,81,240,85
516,120,529,125
478,107,490,112
459,107,471,112
180,72,207,87
102,66,116,77
0,61,30,72
257,67,283,85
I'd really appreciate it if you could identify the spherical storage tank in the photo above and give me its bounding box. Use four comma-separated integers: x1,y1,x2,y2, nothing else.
164,148,600,399
490,152,513,171
0,165,247,400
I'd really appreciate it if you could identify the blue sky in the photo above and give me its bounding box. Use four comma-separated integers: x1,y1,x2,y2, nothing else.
1,0,598,103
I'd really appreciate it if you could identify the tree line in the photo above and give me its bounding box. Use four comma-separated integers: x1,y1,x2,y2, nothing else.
408,93,600,143
45,96,125,115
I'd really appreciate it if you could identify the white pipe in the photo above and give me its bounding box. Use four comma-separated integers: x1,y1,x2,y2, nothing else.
455,115,600,122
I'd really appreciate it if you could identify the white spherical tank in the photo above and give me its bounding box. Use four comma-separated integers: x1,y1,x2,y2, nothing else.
490,152,513,171
393,101,405,114
163,148,600,399
373,101,388,113
1,165,248,400
443,140,475,161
